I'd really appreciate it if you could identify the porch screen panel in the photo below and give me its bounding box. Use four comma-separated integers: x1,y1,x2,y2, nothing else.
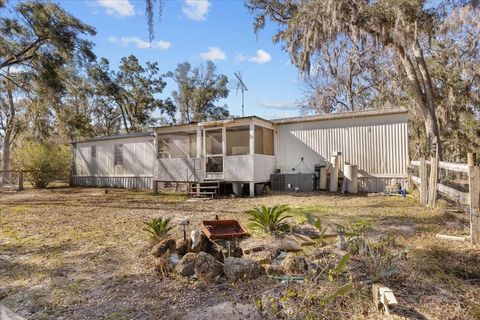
254,126,274,156
157,134,192,158
226,126,249,155
205,129,222,155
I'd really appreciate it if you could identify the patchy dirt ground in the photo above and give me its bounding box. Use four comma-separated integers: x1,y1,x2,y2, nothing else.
1,187,479,319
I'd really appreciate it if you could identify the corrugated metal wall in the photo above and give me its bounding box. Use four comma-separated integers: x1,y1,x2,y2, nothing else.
275,113,409,192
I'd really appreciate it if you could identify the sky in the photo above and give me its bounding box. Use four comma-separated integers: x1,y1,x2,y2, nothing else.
57,0,305,120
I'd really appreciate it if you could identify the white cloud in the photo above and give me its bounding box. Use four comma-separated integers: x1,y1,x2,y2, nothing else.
260,100,298,110
200,47,226,61
234,53,248,62
97,0,135,17
236,49,272,64
249,49,271,64
182,0,211,21
108,36,171,50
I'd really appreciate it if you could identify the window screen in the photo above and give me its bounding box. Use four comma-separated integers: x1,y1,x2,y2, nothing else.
226,126,249,155
114,144,123,166
254,126,274,155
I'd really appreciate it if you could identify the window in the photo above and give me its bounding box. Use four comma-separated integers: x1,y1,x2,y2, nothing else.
114,144,123,166
157,138,170,159
91,146,96,158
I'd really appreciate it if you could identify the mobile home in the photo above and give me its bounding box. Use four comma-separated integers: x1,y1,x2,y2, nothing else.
71,132,155,189
71,109,409,195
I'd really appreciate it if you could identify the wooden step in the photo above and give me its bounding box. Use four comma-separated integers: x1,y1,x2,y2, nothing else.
189,186,219,190
189,191,216,195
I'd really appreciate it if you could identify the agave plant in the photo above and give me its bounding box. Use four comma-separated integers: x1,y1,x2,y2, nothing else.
246,204,292,234
143,217,173,242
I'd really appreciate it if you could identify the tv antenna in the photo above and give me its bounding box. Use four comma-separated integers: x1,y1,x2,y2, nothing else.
234,72,248,117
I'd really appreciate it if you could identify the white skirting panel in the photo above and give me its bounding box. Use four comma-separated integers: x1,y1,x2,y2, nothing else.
70,176,153,190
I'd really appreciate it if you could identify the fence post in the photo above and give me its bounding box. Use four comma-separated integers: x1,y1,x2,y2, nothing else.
468,152,479,245
427,145,439,207
467,153,476,167
420,157,428,205
18,171,24,191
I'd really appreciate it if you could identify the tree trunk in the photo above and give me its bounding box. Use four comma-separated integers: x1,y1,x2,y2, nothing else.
1,84,15,184
114,98,130,133
395,43,441,159
411,40,442,159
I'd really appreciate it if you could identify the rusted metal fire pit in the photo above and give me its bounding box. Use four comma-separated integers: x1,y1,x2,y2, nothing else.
202,220,248,240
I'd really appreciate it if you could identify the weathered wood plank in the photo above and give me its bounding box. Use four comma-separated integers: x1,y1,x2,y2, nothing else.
420,157,428,205
438,161,469,173
437,182,469,205
411,175,420,185
470,166,480,245
435,234,468,241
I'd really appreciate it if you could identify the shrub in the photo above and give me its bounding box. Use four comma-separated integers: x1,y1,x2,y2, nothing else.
143,217,173,242
13,141,71,188
246,204,292,234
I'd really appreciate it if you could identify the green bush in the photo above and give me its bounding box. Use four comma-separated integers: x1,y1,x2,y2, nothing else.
143,217,173,242
246,204,292,234
13,141,71,188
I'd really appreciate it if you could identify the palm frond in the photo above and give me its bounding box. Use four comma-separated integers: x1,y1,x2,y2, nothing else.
245,204,291,234
143,217,173,241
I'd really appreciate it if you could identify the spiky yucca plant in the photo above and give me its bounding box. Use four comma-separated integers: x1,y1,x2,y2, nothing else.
246,204,292,234
143,217,173,242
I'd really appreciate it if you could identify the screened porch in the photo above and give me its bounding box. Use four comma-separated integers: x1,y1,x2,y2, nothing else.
153,117,276,189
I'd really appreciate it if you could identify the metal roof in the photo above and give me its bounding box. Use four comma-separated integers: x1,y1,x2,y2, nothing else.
151,115,272,130
272,108,408,125
73,108,408,143
72,132,153,144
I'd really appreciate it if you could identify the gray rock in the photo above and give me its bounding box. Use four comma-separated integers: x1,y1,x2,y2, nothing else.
195,252,224,281
190,233,211,253
272,251,288,265
245,249,277,265
176,239,190,256
223,257,263,282
292,224,322,238
0,304,26,320
281,253,307,275
151,238,176,257
275,238,302,253
182,302,260,320
264,264,285,276
175,252,197,276
240,239,266,254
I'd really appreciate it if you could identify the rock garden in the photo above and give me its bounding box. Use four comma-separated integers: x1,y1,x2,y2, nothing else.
145,204,407,318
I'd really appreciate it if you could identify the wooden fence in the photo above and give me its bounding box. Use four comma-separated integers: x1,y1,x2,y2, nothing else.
410,153,480,245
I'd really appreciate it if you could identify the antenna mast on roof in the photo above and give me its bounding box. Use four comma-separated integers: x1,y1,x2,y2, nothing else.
234,72,248,117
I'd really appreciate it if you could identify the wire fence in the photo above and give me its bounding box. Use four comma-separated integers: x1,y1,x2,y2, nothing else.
0,170,70,191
